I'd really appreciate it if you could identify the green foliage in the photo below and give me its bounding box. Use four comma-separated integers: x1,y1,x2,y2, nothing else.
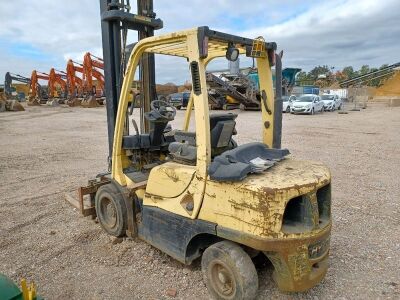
295,64,393,87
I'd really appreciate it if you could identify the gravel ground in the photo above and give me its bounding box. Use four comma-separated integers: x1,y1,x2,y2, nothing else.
0,103,399,299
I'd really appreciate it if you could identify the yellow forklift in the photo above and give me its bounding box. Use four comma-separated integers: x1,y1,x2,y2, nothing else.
75,2,331,299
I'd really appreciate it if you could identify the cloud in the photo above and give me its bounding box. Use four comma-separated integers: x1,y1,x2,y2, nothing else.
0,0,399,84
240,0,400,71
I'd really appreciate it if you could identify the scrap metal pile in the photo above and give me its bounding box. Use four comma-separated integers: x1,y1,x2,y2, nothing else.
206,72,261,110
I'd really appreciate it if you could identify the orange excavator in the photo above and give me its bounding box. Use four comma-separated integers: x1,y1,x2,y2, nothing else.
47,68,67,106
66,59,85,106
81,52,105,107
29,70,48,106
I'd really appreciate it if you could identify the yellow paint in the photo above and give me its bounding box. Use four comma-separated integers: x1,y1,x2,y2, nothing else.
198,159,330,238
146,162,196,198
21,279,37,300
257,57,275,147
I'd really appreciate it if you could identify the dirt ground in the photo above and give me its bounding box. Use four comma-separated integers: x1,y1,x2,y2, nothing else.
0,103,399,299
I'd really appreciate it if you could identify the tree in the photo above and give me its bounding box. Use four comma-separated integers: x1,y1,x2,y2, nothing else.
296,71,308,82
342,66,357,79
308,65,331,80
359,65,370,75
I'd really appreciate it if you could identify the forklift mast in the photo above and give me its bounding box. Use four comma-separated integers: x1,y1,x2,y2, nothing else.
99,0,163,164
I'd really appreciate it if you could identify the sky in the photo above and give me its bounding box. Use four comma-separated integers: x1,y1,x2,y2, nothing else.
0,0,399,84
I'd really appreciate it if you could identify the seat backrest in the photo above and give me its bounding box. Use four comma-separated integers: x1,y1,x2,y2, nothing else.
209,113,237,148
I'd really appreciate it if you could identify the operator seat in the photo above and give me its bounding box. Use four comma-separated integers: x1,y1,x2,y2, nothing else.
168,113,238,164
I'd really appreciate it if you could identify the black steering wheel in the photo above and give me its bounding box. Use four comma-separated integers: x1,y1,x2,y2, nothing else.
150,100,177,121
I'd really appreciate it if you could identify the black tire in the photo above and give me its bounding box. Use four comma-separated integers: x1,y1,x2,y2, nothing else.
95,183,127,237
285,106,290,113
201,241,258,300
311,108,314,115
338,104,342,110
176,105,182,110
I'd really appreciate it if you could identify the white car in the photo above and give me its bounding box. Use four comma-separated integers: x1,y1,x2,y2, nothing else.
291,94,324,115
282,95,296,112
321,94,342,111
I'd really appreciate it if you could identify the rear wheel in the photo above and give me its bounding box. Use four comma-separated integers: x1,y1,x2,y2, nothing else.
201,241,258,300
176,105,182,110
95,183,127,237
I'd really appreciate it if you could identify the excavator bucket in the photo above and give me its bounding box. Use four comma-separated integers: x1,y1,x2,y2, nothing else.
6,100,25,111
81,95,99,108
46,98,60,107
27,97,41,106
0,100,6,112
67,97,82,107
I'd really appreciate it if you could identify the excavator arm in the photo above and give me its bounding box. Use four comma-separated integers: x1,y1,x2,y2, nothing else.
83,52,104,96
30,70,48,98
66,60,85,97
4,72,31,97
84,52,104,69
48,68,67,98
91,69,105,94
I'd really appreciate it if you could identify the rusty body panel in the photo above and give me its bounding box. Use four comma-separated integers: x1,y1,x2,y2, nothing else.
197,158,331,292
199,159,330,238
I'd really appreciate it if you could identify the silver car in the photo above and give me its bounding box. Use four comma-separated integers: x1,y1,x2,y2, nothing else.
321,94,342,111
282,95,296,113
291,94,324,115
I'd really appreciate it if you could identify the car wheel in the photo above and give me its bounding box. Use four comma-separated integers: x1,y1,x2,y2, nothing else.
176,105,182,110
202,241,258,300
338,104,342,110
311,108,314,115
285,106,290,113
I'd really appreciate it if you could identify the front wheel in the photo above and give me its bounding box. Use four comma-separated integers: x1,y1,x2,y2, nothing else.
285,106,291,113
95,183,127,237
311,108,315,115
176,105,182,110
202,241,258,300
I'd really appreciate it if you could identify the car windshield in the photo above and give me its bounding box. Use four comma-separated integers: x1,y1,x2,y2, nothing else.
282,96,289,101
321,95,335,100
296,95,313,102
170,93,181,99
